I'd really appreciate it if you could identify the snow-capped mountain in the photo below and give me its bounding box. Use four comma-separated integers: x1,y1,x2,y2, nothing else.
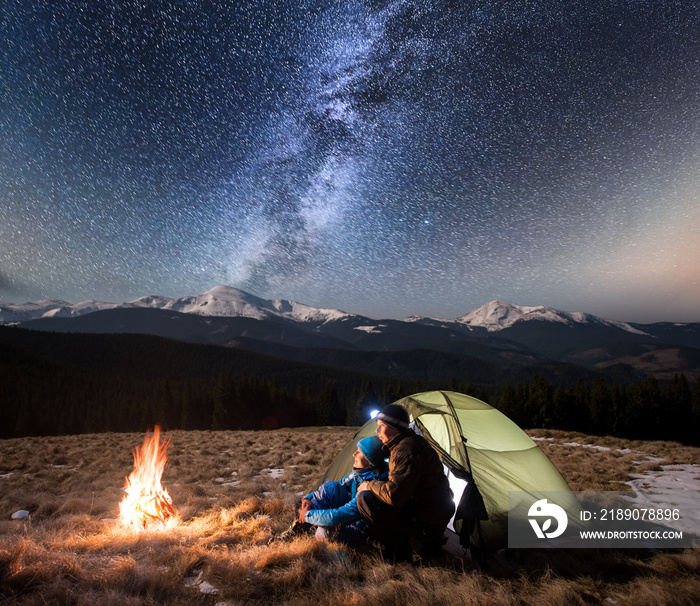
2,286,699,380
456,300,649,336
0,285,351,326
0,298,120,323
0,286,686,341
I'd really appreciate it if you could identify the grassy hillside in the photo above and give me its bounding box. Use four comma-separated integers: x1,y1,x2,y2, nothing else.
1,428,698,605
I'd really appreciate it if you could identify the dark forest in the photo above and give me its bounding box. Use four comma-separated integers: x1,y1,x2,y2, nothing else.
1,326,698,445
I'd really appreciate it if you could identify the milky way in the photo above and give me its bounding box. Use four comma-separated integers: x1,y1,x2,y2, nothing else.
1,0,699,321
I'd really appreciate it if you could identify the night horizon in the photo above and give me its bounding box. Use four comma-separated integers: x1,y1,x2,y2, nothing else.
2,0,699,324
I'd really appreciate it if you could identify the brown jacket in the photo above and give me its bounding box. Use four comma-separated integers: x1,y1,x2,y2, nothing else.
368,428,454,528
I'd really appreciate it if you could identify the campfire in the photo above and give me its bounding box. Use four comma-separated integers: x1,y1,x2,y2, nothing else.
119,426,176,529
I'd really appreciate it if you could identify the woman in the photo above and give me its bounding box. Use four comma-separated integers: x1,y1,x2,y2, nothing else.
286,436,388,544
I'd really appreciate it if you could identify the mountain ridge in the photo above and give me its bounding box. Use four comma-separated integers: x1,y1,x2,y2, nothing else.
3,286,699,380
0,284,683,332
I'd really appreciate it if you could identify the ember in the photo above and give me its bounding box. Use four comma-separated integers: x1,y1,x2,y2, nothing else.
119,426,175,529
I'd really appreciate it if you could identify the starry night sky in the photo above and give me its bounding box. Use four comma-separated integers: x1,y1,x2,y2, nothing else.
1,0,699,322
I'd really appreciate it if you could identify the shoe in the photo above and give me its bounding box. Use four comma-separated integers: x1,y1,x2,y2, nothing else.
420,531,447,556
379,536,412,564
420,538,446,557
274,520,312,542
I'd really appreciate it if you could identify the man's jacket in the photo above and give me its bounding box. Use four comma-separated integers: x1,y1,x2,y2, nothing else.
367,428,454,527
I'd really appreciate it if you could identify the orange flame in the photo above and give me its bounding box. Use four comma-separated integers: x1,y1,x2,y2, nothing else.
119,426,175,529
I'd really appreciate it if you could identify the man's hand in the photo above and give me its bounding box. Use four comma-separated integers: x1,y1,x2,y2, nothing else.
358,481,372,493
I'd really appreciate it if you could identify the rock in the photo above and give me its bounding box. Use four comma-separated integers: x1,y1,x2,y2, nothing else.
11,510,30,520
199,581,219,594
183,570,203,587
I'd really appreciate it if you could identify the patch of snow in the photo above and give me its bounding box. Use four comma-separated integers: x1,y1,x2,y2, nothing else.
627,464,700,492
354,325,386,334
632,456,665,465
0,472,14,479
624,464,700,537
199,581,219,595
562,442,611,452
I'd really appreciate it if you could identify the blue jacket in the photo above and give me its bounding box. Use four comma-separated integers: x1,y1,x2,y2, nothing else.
305,466,388,527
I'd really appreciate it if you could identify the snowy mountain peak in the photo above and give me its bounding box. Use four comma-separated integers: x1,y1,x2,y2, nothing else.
0,298,117,323
457,300,648,335
457,300,532,330
127,286,351,324
165,286,274,320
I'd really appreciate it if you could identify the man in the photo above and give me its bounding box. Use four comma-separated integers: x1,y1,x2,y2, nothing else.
357,403,454,562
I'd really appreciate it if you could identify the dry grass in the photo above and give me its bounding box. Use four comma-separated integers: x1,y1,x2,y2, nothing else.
1,427,699,605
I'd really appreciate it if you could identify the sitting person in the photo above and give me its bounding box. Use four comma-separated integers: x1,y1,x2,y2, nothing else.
285,436,387,544
357,404,455,562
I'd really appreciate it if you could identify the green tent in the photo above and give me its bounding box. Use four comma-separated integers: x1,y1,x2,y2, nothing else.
319,390,572,553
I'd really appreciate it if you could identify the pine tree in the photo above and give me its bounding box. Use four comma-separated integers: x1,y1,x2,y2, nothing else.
664,374,693,442
212,372,234,430
624,376,661,440
589,377,612,435
525,374,553,429
691,376,700,446
551,382,569,429
180,380,194,430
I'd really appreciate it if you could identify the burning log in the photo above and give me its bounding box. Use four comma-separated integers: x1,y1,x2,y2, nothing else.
119,426,175,529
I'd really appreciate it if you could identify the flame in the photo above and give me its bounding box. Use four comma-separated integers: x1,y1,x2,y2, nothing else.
119,426,175,529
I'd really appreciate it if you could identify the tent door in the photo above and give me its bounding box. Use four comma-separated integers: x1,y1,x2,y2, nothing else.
447,466,488,547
